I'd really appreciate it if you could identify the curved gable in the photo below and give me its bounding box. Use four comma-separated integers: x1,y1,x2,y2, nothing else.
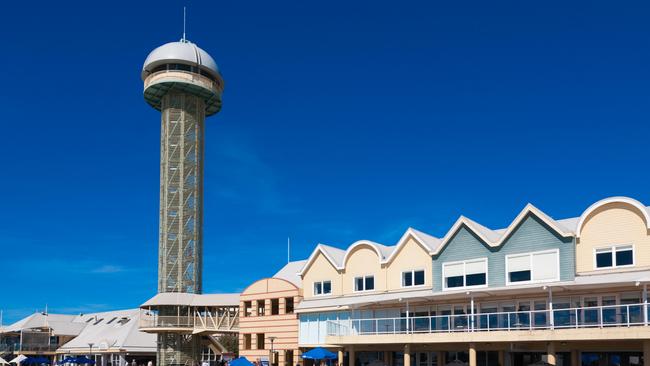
577,199,650,273
342,245,385,293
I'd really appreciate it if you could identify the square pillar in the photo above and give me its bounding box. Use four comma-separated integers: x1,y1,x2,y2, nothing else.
404,345,411,366
349,347,356,366
383,351,391,366
279,298,286,315
546,342,556,366
643,340,650,366
437,351,445,366
469,343,477,366
338,350,344,366
498,351,505,366
571,350,579,366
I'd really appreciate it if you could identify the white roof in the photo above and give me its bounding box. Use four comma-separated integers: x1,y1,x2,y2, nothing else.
0,356,9,364
142,41,219,78
273,260,307,287
57,309,155,354
141,292,239,307
2,313,85,336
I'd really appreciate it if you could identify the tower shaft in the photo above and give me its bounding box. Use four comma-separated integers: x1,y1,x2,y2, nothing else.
158,93,205,294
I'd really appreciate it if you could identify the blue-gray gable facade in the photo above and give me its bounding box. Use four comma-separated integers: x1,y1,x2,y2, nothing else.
432,214,575,292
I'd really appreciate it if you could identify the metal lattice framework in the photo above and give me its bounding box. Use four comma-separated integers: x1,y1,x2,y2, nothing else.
158,93,205,294
157,333,201,366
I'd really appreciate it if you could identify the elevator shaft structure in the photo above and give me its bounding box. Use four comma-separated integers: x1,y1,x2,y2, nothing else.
141,39,224,366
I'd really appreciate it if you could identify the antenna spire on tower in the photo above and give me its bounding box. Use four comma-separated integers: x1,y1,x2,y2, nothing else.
182,7,187,42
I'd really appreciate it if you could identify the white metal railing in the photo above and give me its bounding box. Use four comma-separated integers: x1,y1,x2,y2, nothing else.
139,310,239,332
145,70,223,94
326,303,648,336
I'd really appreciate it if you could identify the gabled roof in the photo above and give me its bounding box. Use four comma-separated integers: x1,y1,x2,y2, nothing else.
2,313,85,336
140,293,239,307
58,309,155,353
273,260,308,287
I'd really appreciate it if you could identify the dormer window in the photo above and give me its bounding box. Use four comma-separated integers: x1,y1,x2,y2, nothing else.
402,270,425,287
595,245,634,269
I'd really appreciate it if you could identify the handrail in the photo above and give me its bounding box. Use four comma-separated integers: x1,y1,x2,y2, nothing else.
326,303,647,336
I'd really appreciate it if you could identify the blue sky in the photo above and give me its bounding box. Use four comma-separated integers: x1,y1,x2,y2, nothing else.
1,0,649,323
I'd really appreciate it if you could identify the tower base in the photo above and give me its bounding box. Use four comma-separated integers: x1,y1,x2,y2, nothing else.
157,333,201,366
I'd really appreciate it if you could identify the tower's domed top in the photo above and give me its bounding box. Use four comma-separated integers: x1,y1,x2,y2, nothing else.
142,40,219,80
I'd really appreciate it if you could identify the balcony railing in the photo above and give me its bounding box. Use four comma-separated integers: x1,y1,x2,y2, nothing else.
139,312,239,332
0,343,60,352
327,303,649,336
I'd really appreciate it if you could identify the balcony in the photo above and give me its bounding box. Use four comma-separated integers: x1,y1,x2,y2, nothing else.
139,312,239,334
327,303,649,338
0,343,60,353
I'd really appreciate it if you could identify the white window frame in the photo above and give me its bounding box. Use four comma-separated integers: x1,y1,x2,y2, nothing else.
312,280,332,296
353,275,375,292
442,258,488,291
504,248,561,285
593,244,635,270
401,269,426,288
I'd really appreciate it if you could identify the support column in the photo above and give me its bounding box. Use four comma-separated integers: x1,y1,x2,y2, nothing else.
643,341,650,366
498,350,505,366
571,350,579,366
404,345,411,366
338,350,344,366
547,342,556,366
349,347,355,366
384,351,391,366
643,284,648,325
469,344,477,366
437,352,445,366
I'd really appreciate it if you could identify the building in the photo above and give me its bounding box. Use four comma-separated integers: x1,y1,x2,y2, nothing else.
238,261,306,366
140,33,225,366
294,196,650,366
138,293,240,366
0,310,156,365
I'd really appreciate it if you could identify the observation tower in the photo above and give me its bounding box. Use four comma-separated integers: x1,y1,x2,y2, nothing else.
141,37,224,366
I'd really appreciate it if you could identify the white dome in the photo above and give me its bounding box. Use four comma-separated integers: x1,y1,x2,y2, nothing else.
142,40,219,79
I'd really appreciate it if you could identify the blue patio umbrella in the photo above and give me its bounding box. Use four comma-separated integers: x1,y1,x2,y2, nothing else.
229,357,254,366
56,358,76,365
22,357,50,365
301,347,337,360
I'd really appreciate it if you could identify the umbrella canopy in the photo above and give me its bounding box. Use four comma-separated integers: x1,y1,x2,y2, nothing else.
21,357,50,365
72,357,95,365
229,358,254,366
10,356,27,365
301,347,338,360
56,358,76,365
0,357,9,365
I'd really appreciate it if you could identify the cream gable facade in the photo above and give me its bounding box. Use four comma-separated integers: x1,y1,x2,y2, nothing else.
302,251,343,298
577,198,650,273
342,245,385,294
385,237,433,291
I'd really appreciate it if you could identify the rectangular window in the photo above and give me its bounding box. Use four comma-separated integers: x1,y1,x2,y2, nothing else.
313,281,332,296
243,334,251,350
271,298,279,315
354,275,375,292
256,333,265,350
506,250,559,284
595,245,634,269
285,297,294,314
244,301,252,317
257,300,265,316
402,270,426,287
442,259,487,290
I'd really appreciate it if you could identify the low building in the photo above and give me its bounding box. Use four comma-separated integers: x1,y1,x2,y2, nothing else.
0,310,156,366
239,261,306,366
294,196,650,366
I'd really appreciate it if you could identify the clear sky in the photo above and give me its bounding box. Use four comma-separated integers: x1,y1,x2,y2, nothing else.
1,0,649,323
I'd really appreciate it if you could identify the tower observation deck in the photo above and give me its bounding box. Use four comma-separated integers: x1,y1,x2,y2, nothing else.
141,39,224,366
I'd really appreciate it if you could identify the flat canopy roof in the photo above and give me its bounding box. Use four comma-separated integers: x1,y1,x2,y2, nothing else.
141,293,240,307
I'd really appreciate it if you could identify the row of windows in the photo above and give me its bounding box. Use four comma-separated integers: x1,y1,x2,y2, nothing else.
312,245,636,295
243,297,294,317
313,270,426,296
